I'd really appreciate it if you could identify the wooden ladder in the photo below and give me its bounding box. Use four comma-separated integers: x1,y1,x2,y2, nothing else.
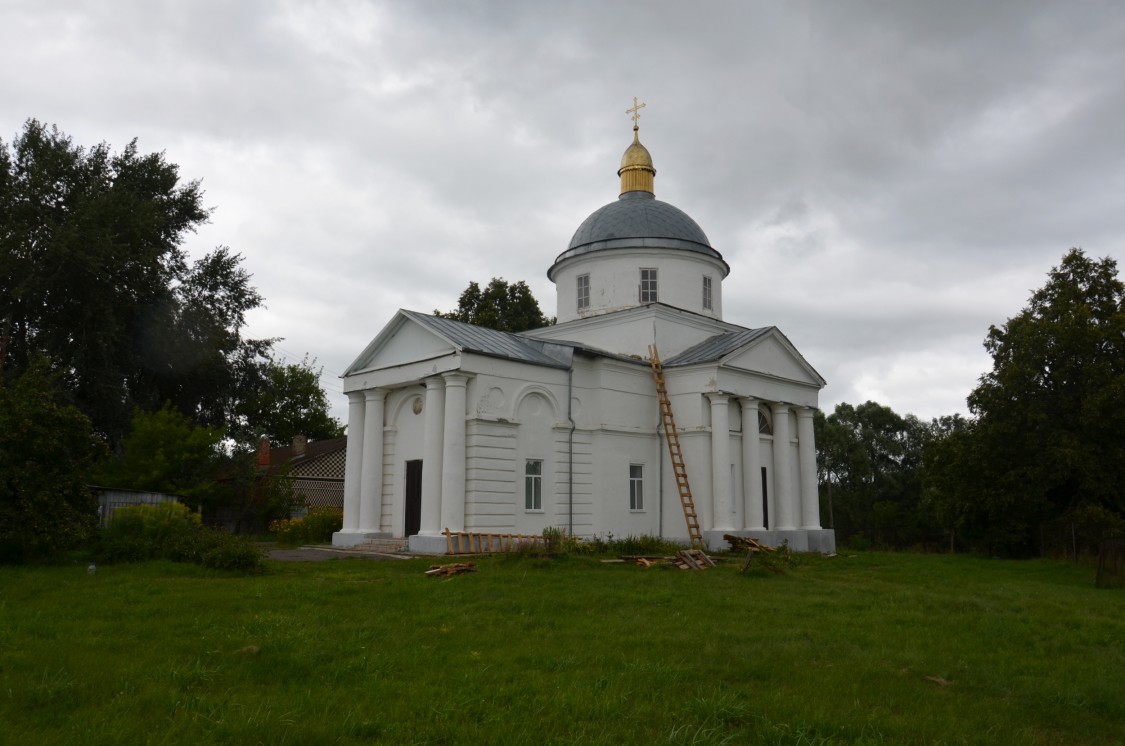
648,345,704,549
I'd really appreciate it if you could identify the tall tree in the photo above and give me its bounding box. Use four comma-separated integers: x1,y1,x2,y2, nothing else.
816,401,943,549
0,120,272,444
232,355,344,448
932,249,1125,555
93,404,226,510
435,277,552,332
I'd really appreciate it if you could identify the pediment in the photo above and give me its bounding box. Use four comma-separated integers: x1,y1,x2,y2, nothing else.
345,311,457,376
722,330,825,387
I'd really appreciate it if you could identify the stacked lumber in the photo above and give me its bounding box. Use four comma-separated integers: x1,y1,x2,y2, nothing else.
424,562,477,577
724,534,774,554
620,556,668,567
673,549,715,570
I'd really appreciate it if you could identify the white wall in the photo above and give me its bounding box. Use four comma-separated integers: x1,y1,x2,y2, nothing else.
553,249,727,323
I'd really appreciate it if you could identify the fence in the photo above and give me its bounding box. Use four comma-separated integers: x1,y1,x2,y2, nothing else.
92,487,182,526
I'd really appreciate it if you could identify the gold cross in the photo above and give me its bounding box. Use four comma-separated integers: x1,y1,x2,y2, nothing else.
626,96,646,127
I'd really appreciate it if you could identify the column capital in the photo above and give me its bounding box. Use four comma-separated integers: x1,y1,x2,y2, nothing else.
739,397,760,410
796,406,815,419
364,387,389,402
441,371,470,386
347,390,366,404
771,401,790,414
424,377,444,391
705,392,730,404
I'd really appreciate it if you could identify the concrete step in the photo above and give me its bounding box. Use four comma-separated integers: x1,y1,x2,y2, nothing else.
352,538,411,554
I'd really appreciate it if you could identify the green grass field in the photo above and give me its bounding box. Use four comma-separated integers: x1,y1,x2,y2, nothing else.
1,551,1121,745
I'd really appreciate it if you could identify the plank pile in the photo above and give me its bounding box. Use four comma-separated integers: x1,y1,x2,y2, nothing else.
424,562,477,577
673,549,716,570
724,534,773,554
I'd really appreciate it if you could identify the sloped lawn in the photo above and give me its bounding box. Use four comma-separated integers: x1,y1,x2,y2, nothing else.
1,552,1121,744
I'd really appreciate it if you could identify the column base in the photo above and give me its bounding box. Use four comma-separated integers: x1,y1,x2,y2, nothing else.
408,534,451,554
332,530,389,548
705,528,836,554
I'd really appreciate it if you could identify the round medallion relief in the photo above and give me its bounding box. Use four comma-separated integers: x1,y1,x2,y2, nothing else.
412,397,423,415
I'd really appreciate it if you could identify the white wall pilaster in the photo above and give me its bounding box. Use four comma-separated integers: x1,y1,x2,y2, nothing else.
341,391,366,532
740,398,765,530
707,393,734,531
797,407,821,530
440,372,468,533
771,402,796,530
358,388,388,533
419,378,445,536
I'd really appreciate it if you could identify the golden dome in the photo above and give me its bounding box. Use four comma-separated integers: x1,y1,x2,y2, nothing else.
618,126,656,195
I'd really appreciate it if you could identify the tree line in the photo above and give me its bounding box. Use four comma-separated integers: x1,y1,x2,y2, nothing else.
1,120,342,561
818,249,1124,556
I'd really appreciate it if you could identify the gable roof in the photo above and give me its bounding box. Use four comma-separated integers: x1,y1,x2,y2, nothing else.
399,311,572,368
666,326,827,386
345,310,574,376
664,326,773,365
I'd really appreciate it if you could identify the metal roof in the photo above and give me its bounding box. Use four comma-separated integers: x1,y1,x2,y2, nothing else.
400,310,572,369
664,327,773,366
550,192,727,273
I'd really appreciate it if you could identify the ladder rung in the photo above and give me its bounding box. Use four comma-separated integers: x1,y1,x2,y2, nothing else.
650,345,702,547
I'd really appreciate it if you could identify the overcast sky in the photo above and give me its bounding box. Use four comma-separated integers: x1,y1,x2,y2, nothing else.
3,1,1123,426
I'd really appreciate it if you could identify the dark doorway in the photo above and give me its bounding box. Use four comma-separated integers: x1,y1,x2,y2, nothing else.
405,460,422,536
761,466,769,529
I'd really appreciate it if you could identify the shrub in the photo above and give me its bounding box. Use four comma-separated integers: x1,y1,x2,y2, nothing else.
0,360,103,563
269,508,342,545
97,501,263,572
607,534,686,556
301,509,343,543
740,540,800,575
199,532,264,572
98,502,202,562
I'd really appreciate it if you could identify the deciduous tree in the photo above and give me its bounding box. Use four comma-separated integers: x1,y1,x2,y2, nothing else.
0,360,103,562
93,404,226,510
435,277,552,332
0,120,272,444
232,355,344,448
923,249,1124,555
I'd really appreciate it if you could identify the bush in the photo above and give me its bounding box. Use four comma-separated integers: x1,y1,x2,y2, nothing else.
199,532,264,572
740,541,800,575
0,360,103,563
269,508,342,545
541,531,687,557
98,502,202,562
97,501,263,572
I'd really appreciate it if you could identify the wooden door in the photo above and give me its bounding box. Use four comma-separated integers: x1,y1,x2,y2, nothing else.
761,466,769,529
404,460,422,536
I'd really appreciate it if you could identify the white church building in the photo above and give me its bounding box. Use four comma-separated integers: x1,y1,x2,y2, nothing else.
334,114,835,554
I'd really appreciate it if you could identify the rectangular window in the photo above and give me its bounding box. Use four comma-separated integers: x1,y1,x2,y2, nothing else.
577,274,590,311
702,275,713,310
639,268,658,303
629,464,644,510
525,459,543,511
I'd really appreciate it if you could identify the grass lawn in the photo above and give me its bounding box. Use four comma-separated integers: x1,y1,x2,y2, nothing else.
1,551,1122,744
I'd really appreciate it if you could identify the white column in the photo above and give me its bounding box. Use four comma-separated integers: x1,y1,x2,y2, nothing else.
419,377,445,536
797,407,821,529
440,372,468,533
342,391,366,532
358,388,387,533
741,398,765,530
771,402,796,530
708,393,733,531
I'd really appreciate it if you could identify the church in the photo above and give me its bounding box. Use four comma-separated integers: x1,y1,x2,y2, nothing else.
333,106,835,554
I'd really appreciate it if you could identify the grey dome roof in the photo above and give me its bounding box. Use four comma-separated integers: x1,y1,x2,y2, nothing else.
549,191,727,276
